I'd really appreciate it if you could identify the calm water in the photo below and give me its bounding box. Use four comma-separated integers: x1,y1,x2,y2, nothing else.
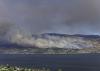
0,54,100,71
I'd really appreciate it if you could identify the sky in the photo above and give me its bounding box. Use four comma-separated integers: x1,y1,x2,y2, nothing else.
0,0,100,38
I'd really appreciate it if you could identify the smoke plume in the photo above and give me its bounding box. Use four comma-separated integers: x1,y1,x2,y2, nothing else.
0,0,100,39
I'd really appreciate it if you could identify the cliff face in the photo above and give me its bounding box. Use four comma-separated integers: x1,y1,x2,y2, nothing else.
10,33,100,50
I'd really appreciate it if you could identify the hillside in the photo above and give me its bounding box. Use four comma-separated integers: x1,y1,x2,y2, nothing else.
10,33,100,49
0,33,97,54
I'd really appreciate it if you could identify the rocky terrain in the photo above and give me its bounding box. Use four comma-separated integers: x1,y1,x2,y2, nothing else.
0,33,100,54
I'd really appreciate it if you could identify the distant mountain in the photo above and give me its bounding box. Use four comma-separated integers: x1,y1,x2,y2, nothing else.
8,33,100,50
0,33,100,54
41,33,100,38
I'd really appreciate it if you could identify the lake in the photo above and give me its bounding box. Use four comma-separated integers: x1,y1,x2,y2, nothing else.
0,54,100,71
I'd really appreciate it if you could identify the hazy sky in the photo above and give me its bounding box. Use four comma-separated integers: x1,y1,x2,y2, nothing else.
0,0,100,36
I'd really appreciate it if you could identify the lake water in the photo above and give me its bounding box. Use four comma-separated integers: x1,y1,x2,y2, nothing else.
0,54,100,71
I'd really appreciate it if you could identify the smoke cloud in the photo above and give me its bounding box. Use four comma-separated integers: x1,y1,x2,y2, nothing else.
0,0,100,38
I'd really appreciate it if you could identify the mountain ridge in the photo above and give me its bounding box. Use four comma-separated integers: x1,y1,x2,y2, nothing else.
9,33,100,49
0,33,99,54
